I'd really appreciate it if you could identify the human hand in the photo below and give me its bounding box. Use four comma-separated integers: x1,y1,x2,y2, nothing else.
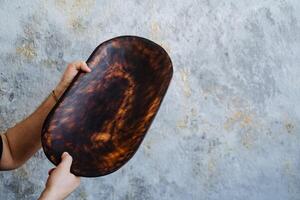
39,152,80,200
55,61,91,98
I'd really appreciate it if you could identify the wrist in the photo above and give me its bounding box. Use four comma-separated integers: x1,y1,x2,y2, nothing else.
54,82,68,99
39,188,61,200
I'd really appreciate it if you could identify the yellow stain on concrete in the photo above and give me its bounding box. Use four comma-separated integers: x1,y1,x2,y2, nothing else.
16,43,37,59
224,111,253,130
204,157,219,187
207,158,216,172
151,21,160,37
69,18,86,32
176,107,199,130
55,0,95,14
191,108,197,117
224,110,256,149
150,21,171,54
285,122,295,134
54,0,95,32
176,115,189,129
179,68,192,97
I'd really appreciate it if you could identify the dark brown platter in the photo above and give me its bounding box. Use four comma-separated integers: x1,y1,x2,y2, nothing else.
41,36,173,177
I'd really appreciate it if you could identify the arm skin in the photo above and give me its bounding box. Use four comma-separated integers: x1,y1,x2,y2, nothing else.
38,152,80,200
0,61,91,170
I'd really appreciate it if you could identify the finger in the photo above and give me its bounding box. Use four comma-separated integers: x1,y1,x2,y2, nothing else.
58,152,73,171
79,61,91,72
48,168,55,175
74,61,91,72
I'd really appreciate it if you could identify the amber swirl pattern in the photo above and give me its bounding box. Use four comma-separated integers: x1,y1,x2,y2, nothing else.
41,36,173,177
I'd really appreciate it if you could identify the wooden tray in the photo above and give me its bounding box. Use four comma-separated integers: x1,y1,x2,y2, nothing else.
41,36,173,177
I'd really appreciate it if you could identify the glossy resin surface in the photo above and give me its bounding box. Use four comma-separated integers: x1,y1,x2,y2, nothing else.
41,36,173,177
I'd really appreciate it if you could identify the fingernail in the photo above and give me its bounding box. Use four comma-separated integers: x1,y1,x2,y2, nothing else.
62,152,69,157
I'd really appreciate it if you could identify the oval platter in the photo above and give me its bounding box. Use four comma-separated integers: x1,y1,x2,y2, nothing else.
41,36,173,177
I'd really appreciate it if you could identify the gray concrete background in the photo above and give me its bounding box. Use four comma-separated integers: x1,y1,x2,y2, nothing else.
0,0,300,199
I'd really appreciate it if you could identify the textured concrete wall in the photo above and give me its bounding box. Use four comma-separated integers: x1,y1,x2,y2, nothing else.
0,0,300,199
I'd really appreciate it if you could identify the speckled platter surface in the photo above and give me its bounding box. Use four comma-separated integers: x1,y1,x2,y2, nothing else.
41,36,173,177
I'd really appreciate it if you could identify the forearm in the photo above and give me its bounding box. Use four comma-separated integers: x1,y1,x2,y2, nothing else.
0,83,66,169
0,61,90,170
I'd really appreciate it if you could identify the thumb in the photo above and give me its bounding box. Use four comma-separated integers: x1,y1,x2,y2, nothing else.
58,152,73,171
